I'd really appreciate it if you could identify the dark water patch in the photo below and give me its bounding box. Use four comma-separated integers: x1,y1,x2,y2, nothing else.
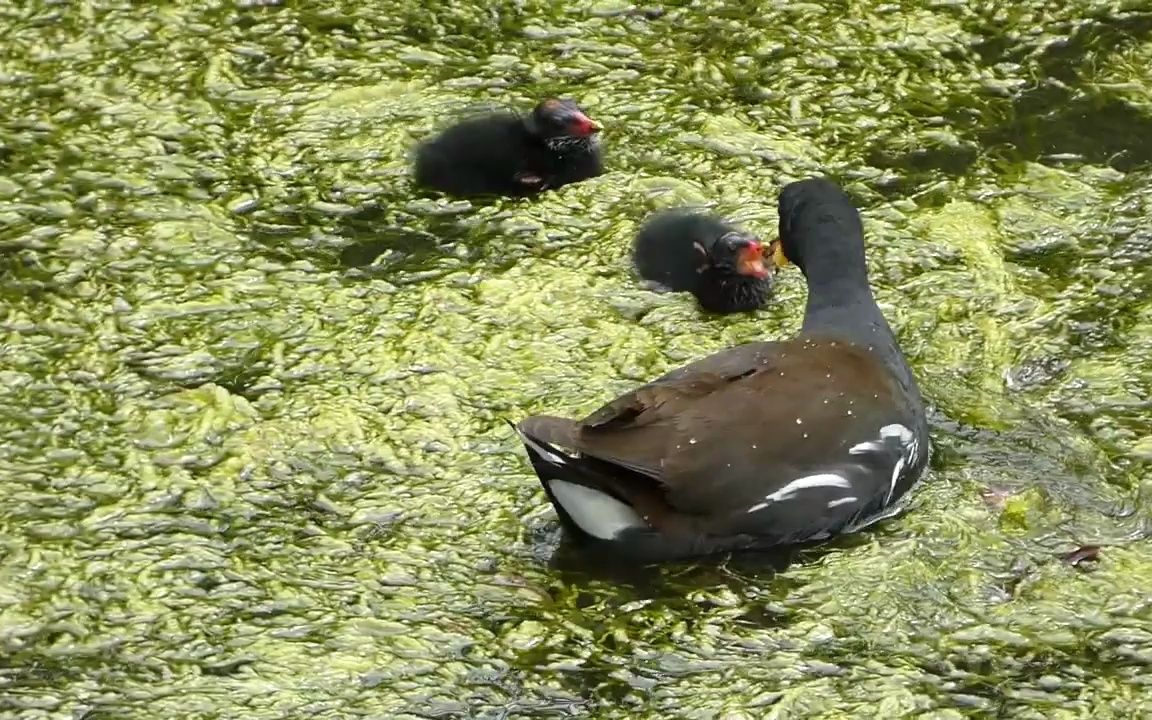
969,8,1152,69
928,402,1137,540
866,141,979,179
0,249,59,300
202,361,278,402
932,11,1152,172
1062,305,1144,353
1033,10,1152,84
1005,356,1072,392
238,183,567,279
1001,235,1083,276
1053,387,1152,464
979,85,1152,172
1095,189,1152,270
865,142,980,202
338,224,445,270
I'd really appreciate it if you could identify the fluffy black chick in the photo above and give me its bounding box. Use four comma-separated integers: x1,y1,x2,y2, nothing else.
633,210,776,314
413,98,603,198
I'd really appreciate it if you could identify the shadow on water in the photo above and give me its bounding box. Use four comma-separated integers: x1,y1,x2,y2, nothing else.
333,208,453,272
544,535,799,595
239,189,563,281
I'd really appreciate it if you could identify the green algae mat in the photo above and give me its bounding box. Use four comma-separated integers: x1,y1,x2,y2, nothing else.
3,2,1152,718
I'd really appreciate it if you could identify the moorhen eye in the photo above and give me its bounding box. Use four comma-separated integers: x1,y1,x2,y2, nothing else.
412,97,603,199
511,178,931,564
632,209,776,314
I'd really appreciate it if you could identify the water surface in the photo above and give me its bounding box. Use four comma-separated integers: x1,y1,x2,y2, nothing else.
2,2,1152,719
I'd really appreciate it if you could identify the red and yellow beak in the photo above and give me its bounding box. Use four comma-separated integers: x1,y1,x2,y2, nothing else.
737,240,770,279
570,112,601,136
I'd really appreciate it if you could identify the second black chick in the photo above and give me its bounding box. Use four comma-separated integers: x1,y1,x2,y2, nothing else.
633,210,777,314
413,98,603,198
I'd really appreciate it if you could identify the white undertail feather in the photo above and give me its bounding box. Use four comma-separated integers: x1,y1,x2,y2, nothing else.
547,480,646,540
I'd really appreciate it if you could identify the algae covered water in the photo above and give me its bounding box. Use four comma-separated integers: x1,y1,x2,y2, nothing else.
2,2,1152,718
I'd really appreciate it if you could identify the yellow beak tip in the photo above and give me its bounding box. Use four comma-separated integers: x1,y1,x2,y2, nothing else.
770,241,790,268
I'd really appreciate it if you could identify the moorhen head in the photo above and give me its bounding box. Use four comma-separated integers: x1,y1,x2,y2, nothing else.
632,210,776,313
512,178,931,563
525,98,602,153
412,97,603,198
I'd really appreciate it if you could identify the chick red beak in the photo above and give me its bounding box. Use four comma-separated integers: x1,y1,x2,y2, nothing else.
570,112,601,136
737,240,770,279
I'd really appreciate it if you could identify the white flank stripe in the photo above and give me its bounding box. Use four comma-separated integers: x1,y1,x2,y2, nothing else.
739,473,856,513
886,457,906,504
827,496,859,508
766,473,852,503
879,423,914,445
849,440,886,455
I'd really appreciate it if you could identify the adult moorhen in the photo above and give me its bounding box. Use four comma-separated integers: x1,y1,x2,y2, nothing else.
513,178,930,563
632,209,776,313
413,98,603,198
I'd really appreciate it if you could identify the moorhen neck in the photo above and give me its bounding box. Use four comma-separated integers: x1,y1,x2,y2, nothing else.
513,178,930,563
632,210,776,314
413,98,603,198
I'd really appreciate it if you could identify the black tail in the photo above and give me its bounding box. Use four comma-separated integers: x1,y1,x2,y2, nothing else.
508,419,746,563
507,419,588,537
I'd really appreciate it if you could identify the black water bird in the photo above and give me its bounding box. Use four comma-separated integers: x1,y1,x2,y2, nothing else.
512,178,931,563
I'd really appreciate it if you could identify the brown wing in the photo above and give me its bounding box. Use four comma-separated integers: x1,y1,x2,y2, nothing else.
563,337,905,516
